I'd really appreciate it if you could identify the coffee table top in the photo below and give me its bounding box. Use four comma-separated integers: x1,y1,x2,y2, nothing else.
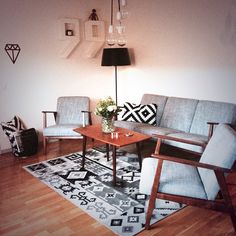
74,124,151,147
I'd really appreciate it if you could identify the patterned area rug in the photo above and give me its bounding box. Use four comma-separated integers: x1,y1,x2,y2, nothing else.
23,149,183,236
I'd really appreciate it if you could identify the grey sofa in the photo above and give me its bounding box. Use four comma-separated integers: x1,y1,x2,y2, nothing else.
115,94,236,154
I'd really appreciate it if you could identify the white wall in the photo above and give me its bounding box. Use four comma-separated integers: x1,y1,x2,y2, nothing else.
1,0,236,151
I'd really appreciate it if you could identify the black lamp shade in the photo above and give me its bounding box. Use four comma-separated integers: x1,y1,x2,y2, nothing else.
101,48,131,66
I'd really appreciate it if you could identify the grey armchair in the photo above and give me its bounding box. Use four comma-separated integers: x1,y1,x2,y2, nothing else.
139,123,236,231
42,96,91,154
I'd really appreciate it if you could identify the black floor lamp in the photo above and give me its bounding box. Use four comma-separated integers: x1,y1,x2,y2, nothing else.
101,48,131,105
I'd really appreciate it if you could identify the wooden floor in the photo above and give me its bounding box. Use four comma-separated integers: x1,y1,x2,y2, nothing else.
0,140,236,236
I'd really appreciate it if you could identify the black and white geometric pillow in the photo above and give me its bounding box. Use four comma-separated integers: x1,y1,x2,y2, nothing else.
1,116,25,156
121,102,158,125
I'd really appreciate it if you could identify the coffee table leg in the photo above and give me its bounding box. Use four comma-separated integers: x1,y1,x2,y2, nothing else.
112,145,117,186
82,135,87,169
136,142,142,170
106,143,110,161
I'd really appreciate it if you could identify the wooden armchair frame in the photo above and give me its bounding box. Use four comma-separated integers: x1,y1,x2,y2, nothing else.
153,122,232,156
153,134,207,156
145,143,236,231
42,110,92,154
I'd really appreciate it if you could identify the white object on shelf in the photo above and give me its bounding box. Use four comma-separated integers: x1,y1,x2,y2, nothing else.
58,18,80,58
85,20,105,42
84,20,105,58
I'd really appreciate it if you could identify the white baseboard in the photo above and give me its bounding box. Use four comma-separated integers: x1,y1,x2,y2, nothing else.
0,148,11,154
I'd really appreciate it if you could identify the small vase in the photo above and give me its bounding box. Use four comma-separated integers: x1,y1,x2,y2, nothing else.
101,117,115,133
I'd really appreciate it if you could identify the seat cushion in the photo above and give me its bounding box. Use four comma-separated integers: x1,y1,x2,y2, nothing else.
43,124,83,137
198,124,236,200
135,124,182,136
165,132,208,153
139,158,207,200
114,120,144,131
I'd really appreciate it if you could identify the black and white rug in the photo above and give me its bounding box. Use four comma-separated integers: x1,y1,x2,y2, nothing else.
23,149,183,236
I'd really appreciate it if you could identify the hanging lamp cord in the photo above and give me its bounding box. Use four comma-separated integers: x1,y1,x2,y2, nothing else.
118,0,122,26
118,0,121,12
110,0,113,25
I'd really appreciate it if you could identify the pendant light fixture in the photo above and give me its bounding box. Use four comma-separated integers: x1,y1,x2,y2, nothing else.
106,0,128,47
102,0,131,105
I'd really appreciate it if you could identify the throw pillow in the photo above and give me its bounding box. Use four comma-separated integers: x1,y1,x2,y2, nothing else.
1,116,25,156
121,102,158,125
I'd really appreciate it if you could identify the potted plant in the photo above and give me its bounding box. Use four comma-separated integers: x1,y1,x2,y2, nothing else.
95,97,120,133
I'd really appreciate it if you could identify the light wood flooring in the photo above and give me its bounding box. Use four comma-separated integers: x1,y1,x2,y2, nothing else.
0,139,236,236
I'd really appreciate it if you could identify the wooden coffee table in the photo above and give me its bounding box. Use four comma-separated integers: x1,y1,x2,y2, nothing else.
74,124,151,186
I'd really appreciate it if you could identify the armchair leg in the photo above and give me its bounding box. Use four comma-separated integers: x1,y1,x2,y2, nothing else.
43,137,47,155
229,207,236,232
106,144,110,161
215,170,236,232
145,160,163,230
145,197,155,230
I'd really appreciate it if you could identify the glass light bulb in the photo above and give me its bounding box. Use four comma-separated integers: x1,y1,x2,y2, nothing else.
121,0,127,6
116,25,125,34
121,10,129,19
107,32,116,46
108,25,114,34
116,11,122,21
117,34,126,47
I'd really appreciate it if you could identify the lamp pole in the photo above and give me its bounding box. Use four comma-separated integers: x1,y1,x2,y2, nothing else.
101,48,131,106
114,65,118,106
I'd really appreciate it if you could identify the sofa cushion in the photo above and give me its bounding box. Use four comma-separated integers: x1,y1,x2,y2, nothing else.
190,100,236,136
165,132,208,153
198,124,236,200
121,102,158,125
141,94,167,126
135,123,181,136
139,158,207,200
160,97,198,132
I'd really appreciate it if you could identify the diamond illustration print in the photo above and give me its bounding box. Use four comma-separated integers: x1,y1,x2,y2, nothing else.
5,44,21,64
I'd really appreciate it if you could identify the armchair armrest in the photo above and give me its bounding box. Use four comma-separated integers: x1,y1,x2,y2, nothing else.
152,134,207,155
151,154,235,173
151,153,234,173
207,121,219,126
153,134,205,146
42,110,57,128
42,110,57,114
207,122,219,140
207,122,236,139
81,110,92,126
